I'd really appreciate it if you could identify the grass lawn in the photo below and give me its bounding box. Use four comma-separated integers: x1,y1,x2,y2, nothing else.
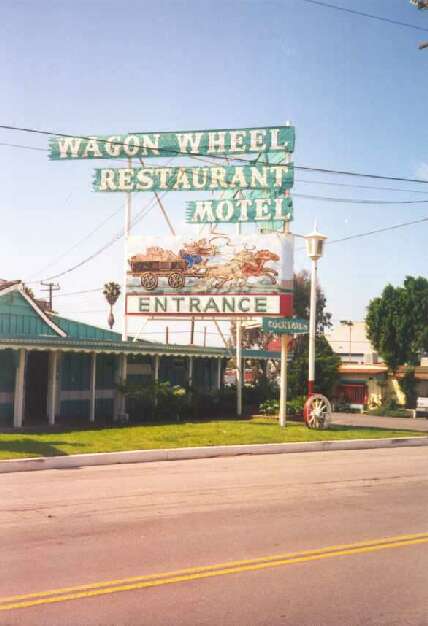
0,418,424,460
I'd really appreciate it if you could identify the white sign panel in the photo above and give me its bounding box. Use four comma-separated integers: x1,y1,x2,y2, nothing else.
126,293,289,317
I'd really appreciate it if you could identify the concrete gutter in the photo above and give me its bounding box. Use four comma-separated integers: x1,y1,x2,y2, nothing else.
1,436,428,474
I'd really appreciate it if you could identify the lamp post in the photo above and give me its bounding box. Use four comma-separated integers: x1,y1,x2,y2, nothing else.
340,320,354,363
304,226,327,396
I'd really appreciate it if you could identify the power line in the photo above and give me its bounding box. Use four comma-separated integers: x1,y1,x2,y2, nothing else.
56,215,428,296
293,192,428,204
4,137,428,195
295,164,428,185
294,215,428,252
295,177,428,196
298,0,428,32
0,141,47,152
32,191,166,283
2,123,428,185
326,216,428,245
55,288,102,298
28,204,123,280
3,137,428,195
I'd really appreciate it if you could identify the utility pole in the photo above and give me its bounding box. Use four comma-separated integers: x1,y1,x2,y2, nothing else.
340,320,354,363
409,0,428,48
40,281,60,310
410,0,428,8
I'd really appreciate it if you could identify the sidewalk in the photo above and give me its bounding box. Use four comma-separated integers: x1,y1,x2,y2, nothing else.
331,412,428,432
1,434,427,474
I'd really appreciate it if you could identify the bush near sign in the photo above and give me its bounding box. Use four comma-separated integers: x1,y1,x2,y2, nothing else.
262,317,309,334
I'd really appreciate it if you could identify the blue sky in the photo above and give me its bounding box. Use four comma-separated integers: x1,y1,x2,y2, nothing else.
1,0,427,345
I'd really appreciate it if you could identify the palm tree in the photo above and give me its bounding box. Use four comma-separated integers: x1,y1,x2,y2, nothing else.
103,282,121,329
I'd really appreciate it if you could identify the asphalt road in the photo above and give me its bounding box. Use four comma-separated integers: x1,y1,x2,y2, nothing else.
331,412,428,432
1,447,428,626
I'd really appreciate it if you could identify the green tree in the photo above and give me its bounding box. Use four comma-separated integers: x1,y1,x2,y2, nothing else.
293,270,332,332
103,282,121,329
399,367,418,409
366,276,428,371
229,271,339,396
230,270,332,349
288,335,340,398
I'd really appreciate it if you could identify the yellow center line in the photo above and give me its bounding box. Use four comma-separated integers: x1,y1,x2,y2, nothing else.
1,532,428,612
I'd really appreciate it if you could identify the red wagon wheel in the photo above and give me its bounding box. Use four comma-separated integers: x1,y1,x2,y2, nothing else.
168,272,185,289
141,272,158,291
304,394,331,429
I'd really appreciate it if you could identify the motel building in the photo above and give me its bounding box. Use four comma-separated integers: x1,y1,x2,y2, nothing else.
0,280,228,429
326,322,428,411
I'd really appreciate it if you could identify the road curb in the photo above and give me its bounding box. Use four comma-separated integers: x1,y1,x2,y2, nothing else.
1,435,428,474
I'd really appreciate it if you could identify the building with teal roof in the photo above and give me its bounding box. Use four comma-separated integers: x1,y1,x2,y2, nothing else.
0,281,228,428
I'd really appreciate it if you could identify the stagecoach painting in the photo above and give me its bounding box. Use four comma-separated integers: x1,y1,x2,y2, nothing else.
127,233,292,295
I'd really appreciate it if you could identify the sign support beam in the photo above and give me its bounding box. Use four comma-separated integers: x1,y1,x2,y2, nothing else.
308,259,317,396
236,320,243,417
122,157,132,341
279,335,288,428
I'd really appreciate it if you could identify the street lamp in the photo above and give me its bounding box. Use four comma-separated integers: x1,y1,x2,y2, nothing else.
304,226,327,396
340,320,354,363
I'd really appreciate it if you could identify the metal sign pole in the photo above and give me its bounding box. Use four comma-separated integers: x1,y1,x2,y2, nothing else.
308,258,317,396
236,319,243,417
236,220,243,417
279,335,288,427
122,157,132,341
279,220,291,427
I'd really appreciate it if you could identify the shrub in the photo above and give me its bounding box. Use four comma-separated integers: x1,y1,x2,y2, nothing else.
244,379,279,406
259,396,305,417
286,396,305,416
259,399,279,415
119,381,187,422
367,406,409,418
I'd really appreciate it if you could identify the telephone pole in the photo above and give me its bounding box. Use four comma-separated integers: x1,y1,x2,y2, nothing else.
410,1,428,8
410,0,428,48
40,281,60,311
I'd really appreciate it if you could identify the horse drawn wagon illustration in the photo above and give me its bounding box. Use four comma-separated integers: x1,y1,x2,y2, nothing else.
128,234,282,292
128,237,224,291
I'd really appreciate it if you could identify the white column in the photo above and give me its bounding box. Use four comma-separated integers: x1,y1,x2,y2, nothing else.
113,354,122,421
89,352,96,423
188,356,193,388
154,354,160,407
120,353,128,416
154,355,160,383
236,321,242,417
308,259,317,395
216,358,222,391
55,353,62,417
13,348,26,428
279,335,289,428
47,351,59,426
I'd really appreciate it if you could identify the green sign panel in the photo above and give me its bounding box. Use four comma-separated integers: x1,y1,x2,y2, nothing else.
49,126,295,160
262,317,309,334
93,164,294,193
185,196,293,224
